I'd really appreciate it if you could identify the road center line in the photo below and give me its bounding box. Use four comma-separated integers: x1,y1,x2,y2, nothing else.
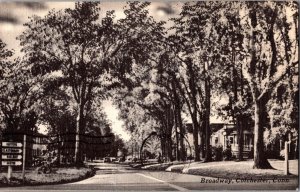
136,173,188,191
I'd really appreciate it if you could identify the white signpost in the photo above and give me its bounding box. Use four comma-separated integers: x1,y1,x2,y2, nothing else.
285,141,290,175
1,140,25,182
2,161,22,166
2,148,22,154
2,142,23,148
2,155,22,159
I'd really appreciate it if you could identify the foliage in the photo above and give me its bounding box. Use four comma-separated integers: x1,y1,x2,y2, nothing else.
0,2,297,168
0,39,43,134
212,145,223,161
19,2,130,163
222,147,232,161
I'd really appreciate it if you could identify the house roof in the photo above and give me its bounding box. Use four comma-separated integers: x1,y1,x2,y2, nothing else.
185,123,232,134
211,123,227,132
185,122,253,134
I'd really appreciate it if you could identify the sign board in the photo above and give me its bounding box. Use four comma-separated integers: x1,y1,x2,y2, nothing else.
2,161,22,166
2,142,22,148
1,137,26,180
2,155,22,160
2,148,22,154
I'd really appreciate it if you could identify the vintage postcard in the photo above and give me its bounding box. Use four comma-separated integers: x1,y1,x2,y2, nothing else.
0,1,298,191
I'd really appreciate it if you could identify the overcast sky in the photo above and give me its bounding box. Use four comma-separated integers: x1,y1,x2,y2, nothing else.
0,2,185,141
0,2,182,51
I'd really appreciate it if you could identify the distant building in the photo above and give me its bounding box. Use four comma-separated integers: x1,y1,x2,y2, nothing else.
184,123,254,159
32,133,48,157
211,124,253,158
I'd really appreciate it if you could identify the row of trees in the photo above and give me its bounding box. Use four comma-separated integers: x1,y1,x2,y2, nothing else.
0,3,126,163
0,35,122,163
114,2,298,168
0,2,298,168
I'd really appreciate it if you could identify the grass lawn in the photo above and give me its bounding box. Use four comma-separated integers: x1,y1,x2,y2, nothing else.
182,160,298,179
269,159,298,175
0,166,95,187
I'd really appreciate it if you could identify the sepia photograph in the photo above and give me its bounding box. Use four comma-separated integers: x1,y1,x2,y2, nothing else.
0,1,298,191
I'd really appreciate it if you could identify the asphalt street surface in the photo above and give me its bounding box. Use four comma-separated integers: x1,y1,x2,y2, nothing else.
1,162,298,191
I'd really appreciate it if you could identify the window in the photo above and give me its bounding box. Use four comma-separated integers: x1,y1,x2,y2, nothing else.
37,148,41,156
227,136,234,146
215,137,218,144
229,137,233,144
33,149,36,156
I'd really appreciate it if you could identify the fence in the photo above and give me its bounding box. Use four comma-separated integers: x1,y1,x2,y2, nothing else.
1,131,115,169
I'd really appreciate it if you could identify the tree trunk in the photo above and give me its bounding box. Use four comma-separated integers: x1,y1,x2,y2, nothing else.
177,110,186,161
175,126,179,161
163,106,174,162
192,113,200,161
185,59,200,161
173,105,180,161
204,115,212,162
199,113,205,159
201,131,205,159
160,136,165,162
253,100,272,169
168,134,173,161
57,134,61,166
237,117,244,161
204,77,212,162
172,80,186,161
74,100,85,165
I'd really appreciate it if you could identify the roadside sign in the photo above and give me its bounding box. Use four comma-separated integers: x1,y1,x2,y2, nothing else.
2,155,22,160
1,136,26,181
2,142,22,148
2,161,22,166
2,148,22,154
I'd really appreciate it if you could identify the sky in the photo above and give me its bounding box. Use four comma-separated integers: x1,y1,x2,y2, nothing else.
102,99,131,141
0,2,184,141
0,2,183,52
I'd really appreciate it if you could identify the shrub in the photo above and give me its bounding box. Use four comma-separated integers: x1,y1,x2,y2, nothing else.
265,149,280,159
279,144,297,160
187,155,194,160
248,148,254,159
222,147,232,161
212,145,223,161
280,149,285,159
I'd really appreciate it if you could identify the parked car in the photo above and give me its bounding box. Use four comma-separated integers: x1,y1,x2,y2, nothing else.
125,157,138,163
103,157,111,163
118,156,125,162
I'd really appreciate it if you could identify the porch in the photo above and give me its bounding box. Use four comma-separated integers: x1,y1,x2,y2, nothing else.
229,130,253,158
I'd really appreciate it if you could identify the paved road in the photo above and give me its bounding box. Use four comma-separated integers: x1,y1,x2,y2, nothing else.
1,163,298,191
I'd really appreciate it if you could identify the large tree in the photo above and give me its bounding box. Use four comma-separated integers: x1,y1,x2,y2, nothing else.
113,2,176,161
0,40,42,135
211,2,253,161
239,2,298,168
171,2,230,162
19,2,124,164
